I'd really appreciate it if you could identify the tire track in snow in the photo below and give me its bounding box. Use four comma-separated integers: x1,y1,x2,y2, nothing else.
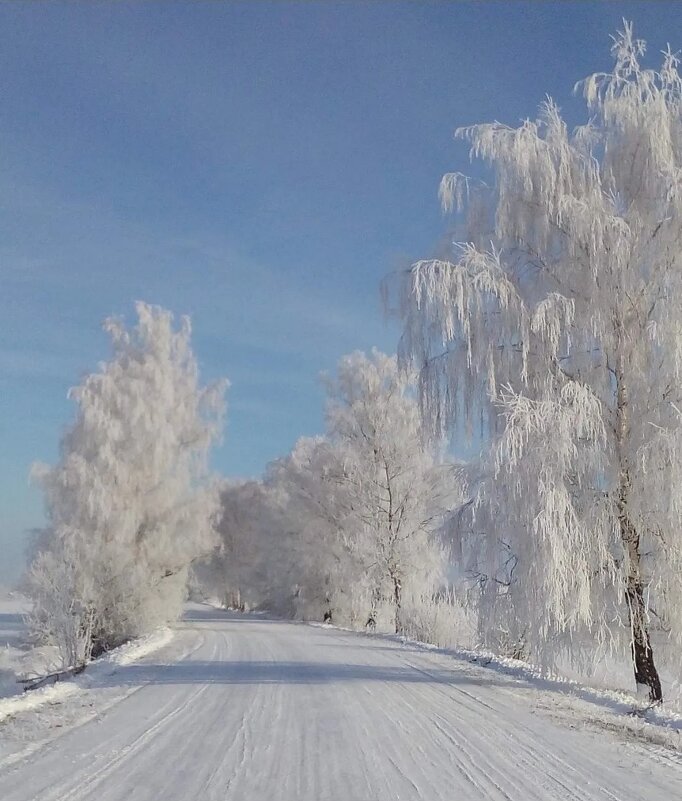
306,626,674,800
40,632,218,801
389,654,624,800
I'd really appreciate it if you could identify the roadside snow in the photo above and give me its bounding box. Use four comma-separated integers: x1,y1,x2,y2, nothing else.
99,627,175,668
308,620,682,751
0,627,174,725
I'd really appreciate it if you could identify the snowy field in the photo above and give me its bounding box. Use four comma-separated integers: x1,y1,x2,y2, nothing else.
0,589,67,702
0,590,32,700
0,604,681,800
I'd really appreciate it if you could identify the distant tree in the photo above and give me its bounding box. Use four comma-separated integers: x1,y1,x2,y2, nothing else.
29,302,226,663
397,24,682,701
274,351,460,632
212,479,293,612
324,350,458,632
269,435,365,623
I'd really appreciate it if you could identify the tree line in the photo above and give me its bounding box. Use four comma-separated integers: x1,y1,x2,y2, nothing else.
25,24,682,704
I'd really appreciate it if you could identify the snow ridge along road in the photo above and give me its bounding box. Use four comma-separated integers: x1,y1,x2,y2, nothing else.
1,605,681,800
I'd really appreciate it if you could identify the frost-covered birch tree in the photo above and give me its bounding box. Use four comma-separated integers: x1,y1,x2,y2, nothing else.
397,24,682,701
274,351,459,631
324,350,457,632
29,302,226,662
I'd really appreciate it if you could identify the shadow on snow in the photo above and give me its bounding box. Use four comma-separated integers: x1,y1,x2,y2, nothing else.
93,659,495,688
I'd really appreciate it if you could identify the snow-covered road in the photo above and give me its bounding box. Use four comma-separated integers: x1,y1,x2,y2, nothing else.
1,606,682,800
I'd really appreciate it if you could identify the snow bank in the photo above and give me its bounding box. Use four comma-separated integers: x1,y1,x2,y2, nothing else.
0,627,174,724
101,627,175,668
0,674,80,723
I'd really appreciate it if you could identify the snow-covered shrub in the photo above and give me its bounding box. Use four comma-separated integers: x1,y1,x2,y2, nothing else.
399,590,478,650
26,550,96,669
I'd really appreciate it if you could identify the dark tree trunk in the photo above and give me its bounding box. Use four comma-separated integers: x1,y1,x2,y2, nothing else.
615,350,662,704
392,575,402,635
366,586,381,629
621,508,662,703
625,580,662,703
323,592,333,624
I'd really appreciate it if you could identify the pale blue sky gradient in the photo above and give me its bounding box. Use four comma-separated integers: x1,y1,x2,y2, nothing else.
3,2,681,580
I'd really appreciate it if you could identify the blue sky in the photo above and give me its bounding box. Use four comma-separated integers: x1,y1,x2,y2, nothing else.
2,1,681,581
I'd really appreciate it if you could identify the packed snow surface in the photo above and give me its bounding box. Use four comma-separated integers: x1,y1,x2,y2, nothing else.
1,605,682,800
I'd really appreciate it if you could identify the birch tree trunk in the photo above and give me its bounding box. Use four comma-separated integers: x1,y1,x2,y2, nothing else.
616,353,662,703
392,573,402,635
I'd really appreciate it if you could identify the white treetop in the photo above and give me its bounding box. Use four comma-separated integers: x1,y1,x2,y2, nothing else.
397,24,682,700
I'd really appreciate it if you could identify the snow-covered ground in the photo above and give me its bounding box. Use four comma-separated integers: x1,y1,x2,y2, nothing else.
1,604,682,800
0,590,33,700
0,589,77,702
0,626,174,727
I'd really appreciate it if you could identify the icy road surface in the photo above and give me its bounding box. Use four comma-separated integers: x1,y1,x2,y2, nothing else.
1,606,682,800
